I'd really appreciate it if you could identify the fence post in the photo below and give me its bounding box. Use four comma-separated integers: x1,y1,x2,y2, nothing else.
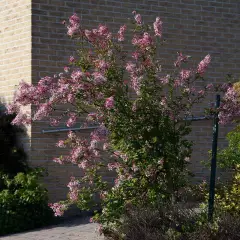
208,94,220,222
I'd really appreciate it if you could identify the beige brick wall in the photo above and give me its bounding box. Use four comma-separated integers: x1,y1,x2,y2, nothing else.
0,0,32,152
0,0,32,101
1,0,240,203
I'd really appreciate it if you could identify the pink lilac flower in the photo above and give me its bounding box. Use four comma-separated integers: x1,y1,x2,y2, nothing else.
114,178,120,187
90,125,108,148
196,54,211,76
37,76,55,96
133,11,142,25
67,13,81,37
53,157,63,164
90,139,98,149
93,149,100,157
71,69,84,81
84,29,96,42
14,80,39,105
105,96,114,109
132,32,153,51
86,112,97,122
6,103,20,114
84,25,111,48
132,34,139,45
117,25,127,42
175,69,192,86
220,83,231,91
92,72,106,84
132,76,142,95
219,86,240,125
174,52,190,67
198,90,205,96
98,24,111,38
70,146,82,163
67,93,75,103
206,83,214,90
69,13,80,25
143,57,153,68
174,79,181,87
112,151,128,161
153,17,163,37
66,112,77,127
126,62,143,94
49,203,66,217
179,69,191,82
68,130,77,140
64,66,70,72
56,140,66,148
97,224,103,235
53,156,69,165
67,177,80,202
126,62,136,73
11,112,31,125
159,75,170,85
78,160,88,169
132,51,140,60
132,163,138,172
107,162,120,171
33,102,52,121
95,60,109,73
103,142,109,150
132,102,137,112
69,56,75,63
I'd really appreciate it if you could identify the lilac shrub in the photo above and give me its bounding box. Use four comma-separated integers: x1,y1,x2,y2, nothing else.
7,11,235,234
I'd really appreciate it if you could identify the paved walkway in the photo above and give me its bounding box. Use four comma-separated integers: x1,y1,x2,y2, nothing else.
0,217,104,240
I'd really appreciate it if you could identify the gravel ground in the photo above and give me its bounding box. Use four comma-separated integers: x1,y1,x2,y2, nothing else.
0,217,104,240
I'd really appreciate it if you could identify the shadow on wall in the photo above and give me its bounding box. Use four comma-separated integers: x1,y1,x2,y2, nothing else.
0,99,30,177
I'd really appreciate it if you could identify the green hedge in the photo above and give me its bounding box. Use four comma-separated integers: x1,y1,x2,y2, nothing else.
0,169,55,235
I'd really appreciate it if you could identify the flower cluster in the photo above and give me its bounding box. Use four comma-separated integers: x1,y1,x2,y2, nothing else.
67,177,80,202
105,96,114,110
84,24,112,49
196,54,211,76
153,17,163,37
48,203,66,217
66,13,81,37
117,25,127,42
219,83,240,124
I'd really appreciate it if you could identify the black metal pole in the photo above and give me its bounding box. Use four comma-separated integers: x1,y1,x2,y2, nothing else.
208,94,220,222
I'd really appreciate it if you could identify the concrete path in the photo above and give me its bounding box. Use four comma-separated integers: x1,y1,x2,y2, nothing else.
0,217,104,240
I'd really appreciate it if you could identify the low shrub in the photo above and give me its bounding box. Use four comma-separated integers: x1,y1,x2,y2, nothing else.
0,168,55,236
214,165,240,215
105,203,240,240
104,203,206,240
184,213,240,240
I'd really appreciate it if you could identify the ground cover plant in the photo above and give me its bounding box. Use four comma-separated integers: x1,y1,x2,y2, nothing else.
0,105,54,235
7,11,239,237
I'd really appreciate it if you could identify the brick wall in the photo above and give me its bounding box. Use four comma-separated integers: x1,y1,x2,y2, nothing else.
0,0,31,101
0,0,32,151
1,0,240,203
